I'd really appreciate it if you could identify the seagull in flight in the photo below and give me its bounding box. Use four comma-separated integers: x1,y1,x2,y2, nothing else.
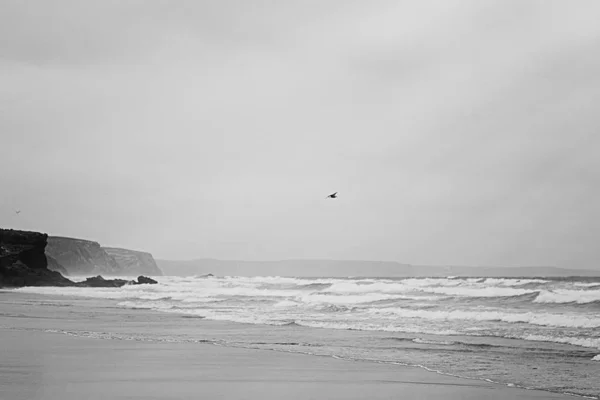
326,192,338,199
15,210,21,215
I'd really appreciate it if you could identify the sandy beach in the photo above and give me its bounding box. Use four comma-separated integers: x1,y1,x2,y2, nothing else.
1,291,574,400
1,328,574,400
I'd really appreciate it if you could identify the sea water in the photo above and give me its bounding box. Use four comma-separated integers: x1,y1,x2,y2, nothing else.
11,275,600,398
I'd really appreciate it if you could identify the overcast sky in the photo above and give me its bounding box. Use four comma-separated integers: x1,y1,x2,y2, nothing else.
1,0,599,268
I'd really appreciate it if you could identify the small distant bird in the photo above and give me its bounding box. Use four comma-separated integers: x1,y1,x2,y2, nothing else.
15,210,21,215
326,192,338,199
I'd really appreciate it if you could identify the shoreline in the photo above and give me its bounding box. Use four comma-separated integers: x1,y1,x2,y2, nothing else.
0,290,581,399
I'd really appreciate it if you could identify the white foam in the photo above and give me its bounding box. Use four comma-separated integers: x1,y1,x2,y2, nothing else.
483,278,548,286
534,289,600,304
416,286,536,298
299,292,408,305
369,307,600,328
592,354,600,361
323,278,542,298
412,338,456,345
326,281,411,294
223,276,339,286
295,320,460,335
118,300,175,310
402,278,465,287
274,300,301,308
325,278,474,296
573,282,600,288
520,334,600,349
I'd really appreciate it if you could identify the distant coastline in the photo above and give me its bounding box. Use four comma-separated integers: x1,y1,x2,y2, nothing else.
157,258,600,278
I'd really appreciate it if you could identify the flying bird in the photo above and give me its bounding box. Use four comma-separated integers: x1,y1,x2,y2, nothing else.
15,210,21,214
326,192,338,199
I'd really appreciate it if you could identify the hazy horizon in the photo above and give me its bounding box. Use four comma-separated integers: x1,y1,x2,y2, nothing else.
2,1,599,269
155,257,600,272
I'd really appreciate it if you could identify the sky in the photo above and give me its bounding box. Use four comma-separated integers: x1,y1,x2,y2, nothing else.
1,0,599,268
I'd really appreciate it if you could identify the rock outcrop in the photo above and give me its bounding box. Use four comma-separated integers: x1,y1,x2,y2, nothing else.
102,247,162,276
46,236,121,276
74,275,158,287
1,229,73,287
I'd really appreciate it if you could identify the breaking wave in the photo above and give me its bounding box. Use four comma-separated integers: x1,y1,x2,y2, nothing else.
534,289,600,304
368,307,600,329
14,275,600,352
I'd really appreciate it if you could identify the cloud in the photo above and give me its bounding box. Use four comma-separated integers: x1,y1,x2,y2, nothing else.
1,1,599,268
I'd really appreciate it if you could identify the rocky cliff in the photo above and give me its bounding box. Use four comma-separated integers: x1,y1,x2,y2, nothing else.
1,229,159,288
102,247,162,276
46,254,69,275
0,229,73,287
45,236,122,276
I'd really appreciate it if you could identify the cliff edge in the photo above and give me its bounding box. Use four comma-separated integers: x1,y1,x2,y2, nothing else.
46,236,122,276
102,247,162,276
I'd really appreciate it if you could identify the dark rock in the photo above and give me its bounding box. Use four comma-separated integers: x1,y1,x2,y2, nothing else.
0,260,74,287
136,275,158,284
74,275,158,288
46,236,122,276
1,229,73,287
102,247,163,276
1,229,48,270
75,275,130,288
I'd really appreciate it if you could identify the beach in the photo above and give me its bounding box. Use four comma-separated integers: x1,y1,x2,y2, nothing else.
7,275,598,397
0,291,577,400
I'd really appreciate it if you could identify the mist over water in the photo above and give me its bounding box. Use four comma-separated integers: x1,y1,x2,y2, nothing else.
17,275,600,398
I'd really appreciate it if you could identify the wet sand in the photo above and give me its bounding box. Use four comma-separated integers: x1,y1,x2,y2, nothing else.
0,292,572,400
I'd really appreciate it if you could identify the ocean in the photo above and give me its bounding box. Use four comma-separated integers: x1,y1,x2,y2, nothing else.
10,275,600,399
